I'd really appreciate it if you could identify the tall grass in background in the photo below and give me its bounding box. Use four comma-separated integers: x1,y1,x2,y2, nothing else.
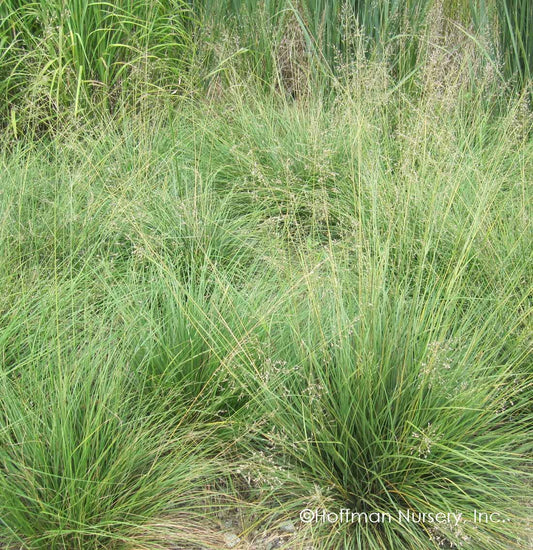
497,0,533,86
0,0,192,132
193,0,434,94
194,0,532,96
1,0,531,132
452,0,533,90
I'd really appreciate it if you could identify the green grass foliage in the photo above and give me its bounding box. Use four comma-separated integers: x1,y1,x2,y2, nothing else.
0,1,532,549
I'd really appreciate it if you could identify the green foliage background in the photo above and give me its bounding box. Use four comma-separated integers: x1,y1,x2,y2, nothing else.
0,1,531,549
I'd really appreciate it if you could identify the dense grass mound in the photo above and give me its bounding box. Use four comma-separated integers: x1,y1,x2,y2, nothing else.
1,73,531,548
